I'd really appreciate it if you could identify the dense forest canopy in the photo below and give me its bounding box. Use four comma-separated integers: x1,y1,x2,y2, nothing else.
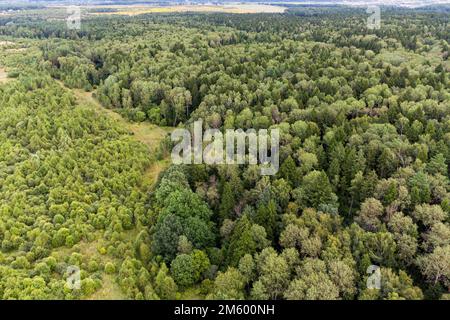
0,5,449,300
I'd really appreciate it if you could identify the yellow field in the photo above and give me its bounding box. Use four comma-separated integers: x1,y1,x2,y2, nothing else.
87,4,286,16
0,41,15,46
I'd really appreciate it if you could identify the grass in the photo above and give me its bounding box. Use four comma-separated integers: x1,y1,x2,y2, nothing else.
178,285,205,300
88,274,127,300
0,67,10,84
127,122,172,150
376,42,447,70
141,158,171,190
51,232,129,300
69,86,172,150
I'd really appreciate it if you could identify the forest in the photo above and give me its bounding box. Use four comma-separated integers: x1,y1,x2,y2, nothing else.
0,5,449,300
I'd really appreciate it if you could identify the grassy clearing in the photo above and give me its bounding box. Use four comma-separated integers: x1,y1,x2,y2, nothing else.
88,274,127,300
127,122,172,150
178,285,205,300
141,158,171,190
69,86,172,154
70,87,174,188
51,231,130,300
70,87,123,122
377,42,448,70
